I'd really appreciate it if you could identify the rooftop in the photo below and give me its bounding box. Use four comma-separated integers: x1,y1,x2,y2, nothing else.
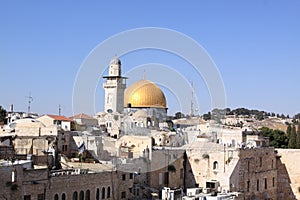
46,114,73,122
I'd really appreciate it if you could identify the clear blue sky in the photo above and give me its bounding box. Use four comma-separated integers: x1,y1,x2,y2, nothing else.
1,1,300,116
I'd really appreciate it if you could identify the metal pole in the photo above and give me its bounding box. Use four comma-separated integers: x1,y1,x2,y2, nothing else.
224,144,226,173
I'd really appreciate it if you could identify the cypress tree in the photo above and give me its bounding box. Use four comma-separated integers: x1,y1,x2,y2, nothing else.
296,124,300,149
0,105,7,124
287,125,292,138
288,125,297,149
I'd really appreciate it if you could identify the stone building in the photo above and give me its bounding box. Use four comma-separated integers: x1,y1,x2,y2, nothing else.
69,113,98,132
37,114,74,131
183,135,280,200
0,159,134,200
96,111,122,138
230,147,278,200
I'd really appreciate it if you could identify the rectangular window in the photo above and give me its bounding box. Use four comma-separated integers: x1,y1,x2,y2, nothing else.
121,191,126,199
62,145,68,151
37,194,44,200
164,172,169,185
129,173,133,179
259,157,262,167
247,180,250,192
265,178,267,190
24,195,31,200
248,161,250,172
273,177,275,187
257,180,259,191
122,174,126,181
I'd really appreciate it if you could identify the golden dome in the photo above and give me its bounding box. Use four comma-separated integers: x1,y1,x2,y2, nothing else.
124,79,167,108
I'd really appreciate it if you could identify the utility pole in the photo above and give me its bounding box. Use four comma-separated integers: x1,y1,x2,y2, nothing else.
224,144,226,173
27,93,33,113
190,81,194,117
58,105,61,116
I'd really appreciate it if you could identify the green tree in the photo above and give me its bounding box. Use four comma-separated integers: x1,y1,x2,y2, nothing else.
260,127,288,148
280,114,286,119
296,124,300,149
174,112,184,119
294,113,300,120
287,125,292,139
203,112,211,121
288,125,297,149
0,105,7,124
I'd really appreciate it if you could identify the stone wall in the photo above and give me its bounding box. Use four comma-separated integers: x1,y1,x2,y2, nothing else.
0,163,133,200
234,147,278,200
48,170,133,200
150,149,185,189
276,149,300,200
0,164,22,200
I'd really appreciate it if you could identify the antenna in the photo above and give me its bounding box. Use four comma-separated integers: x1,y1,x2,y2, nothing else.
27,93,33,113
58,104,61,116
190,81,194,117
190,81,199,117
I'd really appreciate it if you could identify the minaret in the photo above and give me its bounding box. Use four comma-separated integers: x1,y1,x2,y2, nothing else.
103,57,127,113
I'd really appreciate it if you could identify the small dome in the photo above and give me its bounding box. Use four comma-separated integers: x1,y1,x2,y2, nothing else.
110,57,121,65
133,110,148,118
124,79,166,108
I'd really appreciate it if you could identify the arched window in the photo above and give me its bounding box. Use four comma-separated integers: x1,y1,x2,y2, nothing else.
107,187,111,198
96,188,100,200
73,191,78,200
102,187,106,199
79,191,84,200
86,190,90,200
62,193,66,200
54,194,59,200
213,161,218,170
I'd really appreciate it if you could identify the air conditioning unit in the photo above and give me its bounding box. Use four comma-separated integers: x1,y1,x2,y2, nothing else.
203,188,210,194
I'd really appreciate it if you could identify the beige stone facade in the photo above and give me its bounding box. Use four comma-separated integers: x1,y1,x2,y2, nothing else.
232,147,278,200
150,148,185,189
0,161,133,200
276,149,300,200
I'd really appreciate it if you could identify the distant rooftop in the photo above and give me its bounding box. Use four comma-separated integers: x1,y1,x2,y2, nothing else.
45,114,73,122
69,113,94,120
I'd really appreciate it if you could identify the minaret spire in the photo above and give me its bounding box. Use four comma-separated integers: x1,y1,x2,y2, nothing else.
103,57,127,113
